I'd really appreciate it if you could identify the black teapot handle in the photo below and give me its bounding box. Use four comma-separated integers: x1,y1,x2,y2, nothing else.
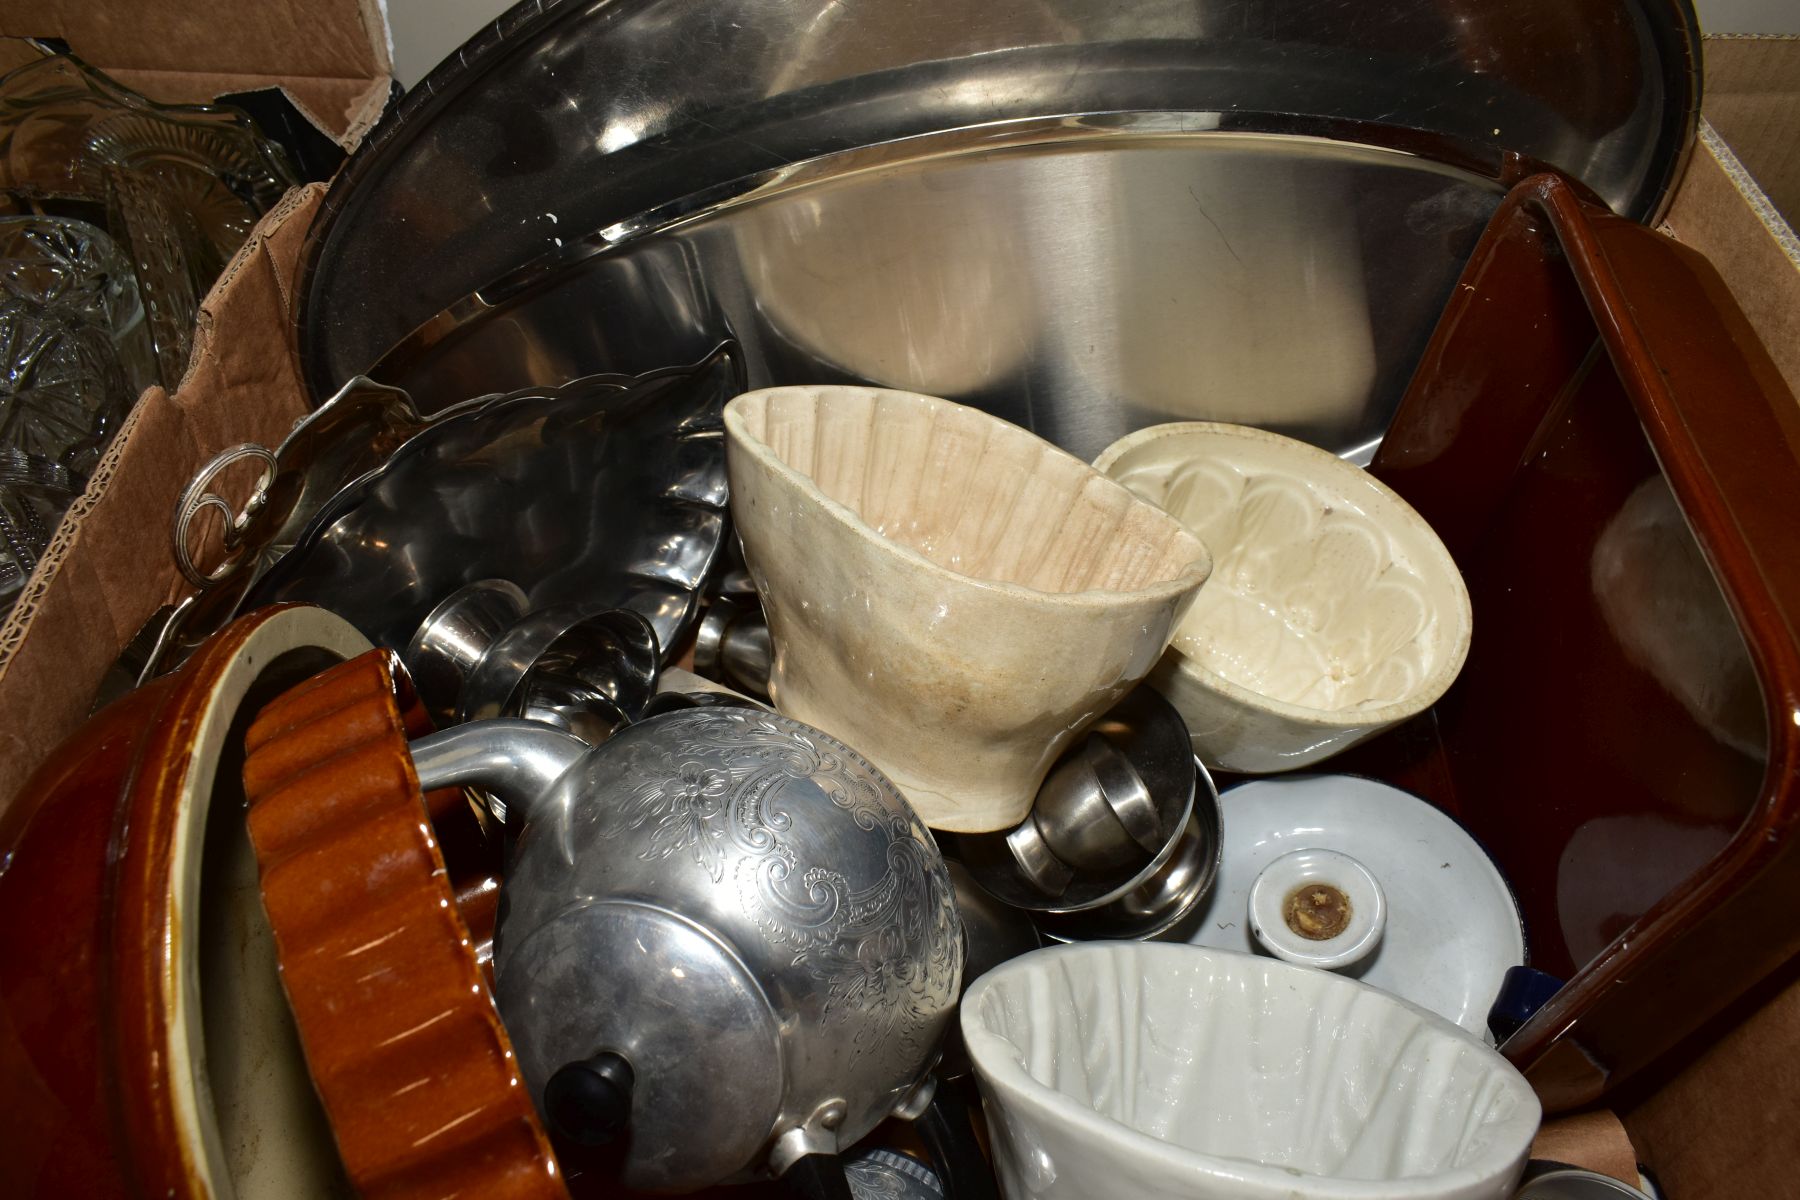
913,1078,1000,1200
542,1051,635,1147
783,1153,856,1200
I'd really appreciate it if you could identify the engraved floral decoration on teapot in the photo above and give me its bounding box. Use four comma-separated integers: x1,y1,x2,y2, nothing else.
606,708,962,1058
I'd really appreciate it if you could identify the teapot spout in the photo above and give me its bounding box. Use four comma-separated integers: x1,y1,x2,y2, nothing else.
410,719,588,824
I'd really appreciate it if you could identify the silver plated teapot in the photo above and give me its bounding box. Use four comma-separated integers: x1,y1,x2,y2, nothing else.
408,705,968,1195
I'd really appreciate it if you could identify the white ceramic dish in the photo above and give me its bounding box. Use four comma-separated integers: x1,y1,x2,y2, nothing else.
726,386,1210,831
1093,421,1471,773
963,942,1540,1200
1176,774,1524,1034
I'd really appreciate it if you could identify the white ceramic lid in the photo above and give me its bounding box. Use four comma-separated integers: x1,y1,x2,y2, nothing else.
1177,774,1523,1035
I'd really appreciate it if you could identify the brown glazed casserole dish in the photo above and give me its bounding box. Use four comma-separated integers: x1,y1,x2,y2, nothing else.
1350,172,1800,1111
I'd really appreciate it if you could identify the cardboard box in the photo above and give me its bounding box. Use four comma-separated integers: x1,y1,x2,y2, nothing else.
1660,36,1800,407
0,2,391,148
1617,36,1800,1199
0,5,388,806
0,187,330,805
0,22,1795,1194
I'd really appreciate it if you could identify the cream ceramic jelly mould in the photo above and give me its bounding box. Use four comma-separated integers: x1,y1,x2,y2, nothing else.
1095,422,1471,773
726,386,1210,832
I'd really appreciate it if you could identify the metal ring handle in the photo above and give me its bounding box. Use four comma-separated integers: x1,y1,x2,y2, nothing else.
172,443,277,589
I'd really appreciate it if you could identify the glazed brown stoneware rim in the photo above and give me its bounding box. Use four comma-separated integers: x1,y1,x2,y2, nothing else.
106,604,374,1196
1515,180,1800,1076
1373,172,1800,1105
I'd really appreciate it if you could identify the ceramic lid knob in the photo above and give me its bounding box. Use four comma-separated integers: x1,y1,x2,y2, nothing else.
1248,848,1386,970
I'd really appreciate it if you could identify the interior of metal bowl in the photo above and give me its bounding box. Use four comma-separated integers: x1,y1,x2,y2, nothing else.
371,121,1513,462
298,0,1699,402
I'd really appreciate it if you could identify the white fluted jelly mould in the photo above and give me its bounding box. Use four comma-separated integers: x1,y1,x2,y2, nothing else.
962,942,1540,1200
726,386,1210,832
1094,422,1471,773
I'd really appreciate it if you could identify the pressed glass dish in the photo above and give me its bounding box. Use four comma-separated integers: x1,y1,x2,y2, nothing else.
0,51,294,383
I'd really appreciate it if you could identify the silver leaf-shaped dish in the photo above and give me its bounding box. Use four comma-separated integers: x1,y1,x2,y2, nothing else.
241,343,740,660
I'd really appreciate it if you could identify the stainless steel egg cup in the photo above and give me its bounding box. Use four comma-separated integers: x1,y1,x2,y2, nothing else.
957,686,1197,914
